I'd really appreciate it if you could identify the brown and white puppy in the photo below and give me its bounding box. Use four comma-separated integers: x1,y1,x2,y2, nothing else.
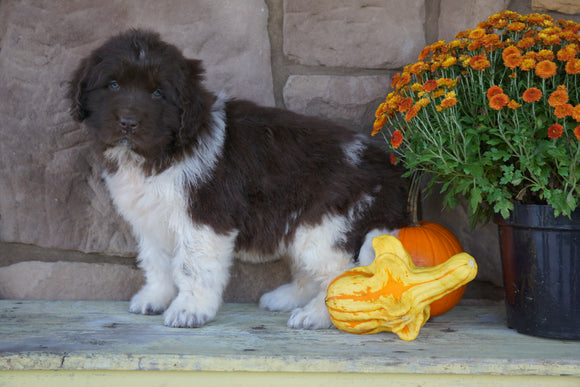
69,29,409,329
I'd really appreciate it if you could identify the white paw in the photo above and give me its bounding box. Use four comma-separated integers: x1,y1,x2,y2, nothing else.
287,295,333,330
163,293,218,328
288,307,333,330
259,282,318,311
129,285,176,315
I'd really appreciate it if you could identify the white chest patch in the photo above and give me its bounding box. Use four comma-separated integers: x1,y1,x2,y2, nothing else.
104,156,187,249
102,95,228,249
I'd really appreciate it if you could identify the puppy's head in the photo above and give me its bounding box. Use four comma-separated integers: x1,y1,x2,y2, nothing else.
68,29,212,166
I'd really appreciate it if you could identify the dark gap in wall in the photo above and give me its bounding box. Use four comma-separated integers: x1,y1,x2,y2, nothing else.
424,0,441,45
0,242,138,268
264,0,287,108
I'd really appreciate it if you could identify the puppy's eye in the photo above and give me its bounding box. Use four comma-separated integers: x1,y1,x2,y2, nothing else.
109,81,120,90
152,89,162,99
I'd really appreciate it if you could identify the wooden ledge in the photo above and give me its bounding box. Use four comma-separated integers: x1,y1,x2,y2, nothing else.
0,300,579,385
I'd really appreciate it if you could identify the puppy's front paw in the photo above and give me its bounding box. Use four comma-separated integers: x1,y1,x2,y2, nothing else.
129,285,175,315
163,293,216,328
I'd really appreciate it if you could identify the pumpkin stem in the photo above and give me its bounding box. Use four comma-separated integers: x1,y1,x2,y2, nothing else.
408,172,422,227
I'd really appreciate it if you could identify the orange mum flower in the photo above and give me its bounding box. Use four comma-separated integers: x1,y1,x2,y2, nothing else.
523,51,537,60
575,126,580,140
572,104,580,122
375,102,386,118
467,40,483,51
430,61,442,72
396,73,411,89
520,58,536,71
517,37,536,49
537,50,555,61
372,115,387,135
507,22,526,31
411,83,423,93
502,46,521,61
386,93,401,111
432,89,445,98
391,130,404,148
448,39,463,49
469,54,491,70
547,123,563,139
489,16,508,29
565,59,580,74
554,104,573,118
405,105,420,122
416,97,431,108
508,100,522,109
559,19,579,29
430,40,447,52
548,86,569,107
487,85,504,100
442,56,457,68
390,73,401,89
437,78,457,88
560,29,578,42
504,53,523,69
468,28,486,40
441,96,458,108
418,46,432,61
389,153,397,165
535,60,557,78
557,44,577,61
523,87,543,102
455,30,470,39
542,34,561,46
398,97,414,112
482,34,500,47
489,93,510,110
423,80,438,92
526,13,547,25
409,61,427,75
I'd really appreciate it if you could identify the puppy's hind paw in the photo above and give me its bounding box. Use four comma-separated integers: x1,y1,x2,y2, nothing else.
287,306,333,330
129,287,174,315
129,301,166,316
259,281,319,312
259,285,300,311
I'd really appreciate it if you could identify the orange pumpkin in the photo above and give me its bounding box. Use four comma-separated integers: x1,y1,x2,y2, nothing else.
398,221,466,316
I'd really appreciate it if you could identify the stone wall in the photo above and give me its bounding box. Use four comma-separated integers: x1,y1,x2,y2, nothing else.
0,0,578,301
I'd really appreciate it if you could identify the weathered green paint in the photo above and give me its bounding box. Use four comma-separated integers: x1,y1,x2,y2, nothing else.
0,301,578,384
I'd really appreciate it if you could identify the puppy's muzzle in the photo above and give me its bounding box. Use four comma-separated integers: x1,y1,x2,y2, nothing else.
119,116,139,135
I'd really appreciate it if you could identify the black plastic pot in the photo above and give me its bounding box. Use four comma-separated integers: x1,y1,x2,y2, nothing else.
495,204,580,340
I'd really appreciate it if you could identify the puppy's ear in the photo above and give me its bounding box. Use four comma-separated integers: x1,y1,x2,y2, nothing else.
177,59,213,142
184,59,205,85
68,56,96,122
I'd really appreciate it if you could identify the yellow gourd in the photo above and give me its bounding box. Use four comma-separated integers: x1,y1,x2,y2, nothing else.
325,235,477,341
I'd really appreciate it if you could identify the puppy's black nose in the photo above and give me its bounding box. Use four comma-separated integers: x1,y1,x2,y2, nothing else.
119,116,139,134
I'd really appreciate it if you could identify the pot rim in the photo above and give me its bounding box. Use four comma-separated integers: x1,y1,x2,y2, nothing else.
494,203,580,230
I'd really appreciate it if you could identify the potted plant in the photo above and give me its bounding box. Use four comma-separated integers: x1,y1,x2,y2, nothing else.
372,10,580,339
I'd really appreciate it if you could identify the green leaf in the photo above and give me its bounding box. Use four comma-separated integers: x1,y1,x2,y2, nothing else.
464,163,484,179
469,188,483,212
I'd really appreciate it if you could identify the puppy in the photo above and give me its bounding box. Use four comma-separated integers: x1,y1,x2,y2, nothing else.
68,29,409,329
